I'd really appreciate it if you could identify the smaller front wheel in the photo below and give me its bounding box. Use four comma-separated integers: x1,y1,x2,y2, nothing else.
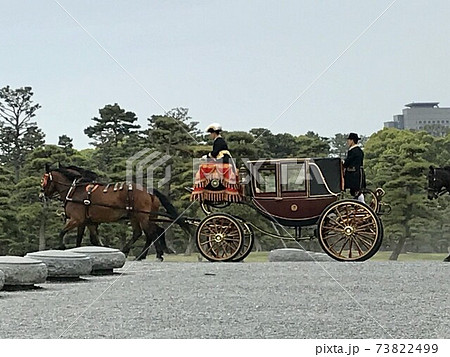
317,200,383,261
196,213,244,262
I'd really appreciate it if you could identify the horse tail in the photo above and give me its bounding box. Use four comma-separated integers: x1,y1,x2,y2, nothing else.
151,188,191,232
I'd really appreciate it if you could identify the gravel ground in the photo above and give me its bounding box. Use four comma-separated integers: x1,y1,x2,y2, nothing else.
0,261,449,339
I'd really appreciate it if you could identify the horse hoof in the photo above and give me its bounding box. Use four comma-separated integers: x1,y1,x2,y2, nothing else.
157,257,164,262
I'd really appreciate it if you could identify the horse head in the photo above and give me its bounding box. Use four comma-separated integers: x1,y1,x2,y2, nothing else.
40,164,80,199
427,165,449,200
40,171,56,199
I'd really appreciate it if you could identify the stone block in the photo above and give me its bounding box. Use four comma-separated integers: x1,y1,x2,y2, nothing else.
25,250,92,278
67,246,126,273
0,256,48,286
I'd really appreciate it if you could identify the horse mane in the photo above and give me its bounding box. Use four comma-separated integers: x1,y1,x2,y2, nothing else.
65,165,99,181
55,165,99,183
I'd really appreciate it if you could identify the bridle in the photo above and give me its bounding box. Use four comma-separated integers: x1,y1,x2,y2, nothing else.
40,172,75,200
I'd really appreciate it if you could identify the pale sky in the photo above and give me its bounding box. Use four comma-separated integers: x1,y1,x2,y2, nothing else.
2,0,450,148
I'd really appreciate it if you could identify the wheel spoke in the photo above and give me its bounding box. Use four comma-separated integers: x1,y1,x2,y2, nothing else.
353,235,368,253
333,207,347,225
328,235,347,249
328,217,346,229
338,237,350,256
322,225,343,232
354,232,375,248
354,221,376,230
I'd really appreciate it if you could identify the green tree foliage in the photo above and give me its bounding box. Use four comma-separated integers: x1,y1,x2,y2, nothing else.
0,165,18,254
295,131,330,157
330,133,348,159
58,134,74,155
223,131,258,161
0,86,44,182
145,107,200,201
84,103,141,173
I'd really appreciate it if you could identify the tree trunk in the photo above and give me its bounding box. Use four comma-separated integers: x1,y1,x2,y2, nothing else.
14,125,20,183
390,220,411,260
254,236,262,252
389,235,407,260
390,202,413,260
39,202,47,251
184,235,195,255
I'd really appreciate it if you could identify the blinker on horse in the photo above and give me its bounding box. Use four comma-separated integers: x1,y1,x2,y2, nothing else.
40,164,186,261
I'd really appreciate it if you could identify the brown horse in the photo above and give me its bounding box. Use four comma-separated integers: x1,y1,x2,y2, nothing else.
40,164,185,261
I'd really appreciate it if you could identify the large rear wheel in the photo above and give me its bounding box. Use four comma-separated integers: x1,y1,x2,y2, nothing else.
196,213,244,262
317,200,383,261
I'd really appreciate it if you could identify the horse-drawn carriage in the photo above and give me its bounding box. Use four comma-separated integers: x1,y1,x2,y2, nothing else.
41,157,388,263
190,157,388,262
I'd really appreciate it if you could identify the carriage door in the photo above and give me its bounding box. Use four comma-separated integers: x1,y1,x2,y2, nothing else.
277,161,308,220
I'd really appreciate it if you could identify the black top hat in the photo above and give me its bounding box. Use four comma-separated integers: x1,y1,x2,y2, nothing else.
347,133,360,142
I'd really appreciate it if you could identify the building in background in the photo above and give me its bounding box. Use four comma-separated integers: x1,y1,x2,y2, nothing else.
384,102,450,136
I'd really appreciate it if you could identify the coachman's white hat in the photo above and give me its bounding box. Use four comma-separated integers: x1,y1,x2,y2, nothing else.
205,123,223,132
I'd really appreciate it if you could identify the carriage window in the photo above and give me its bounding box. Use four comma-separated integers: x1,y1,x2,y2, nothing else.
281,162,306,192
255,164,276,193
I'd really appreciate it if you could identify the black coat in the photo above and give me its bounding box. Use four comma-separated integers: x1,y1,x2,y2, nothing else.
343,146,366,190
209,136,230,163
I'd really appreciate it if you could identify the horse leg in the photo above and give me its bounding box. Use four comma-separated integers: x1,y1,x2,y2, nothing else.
76,225,86,247
137,232,152,261
156,225,175,254
444,254,450,262
58,219,81,250
88,224,103,247
142,222,163,262
121,219,142,257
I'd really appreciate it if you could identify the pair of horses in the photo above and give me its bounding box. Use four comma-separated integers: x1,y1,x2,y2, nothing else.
40,164,189,261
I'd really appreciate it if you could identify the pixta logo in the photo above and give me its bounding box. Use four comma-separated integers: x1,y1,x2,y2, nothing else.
126,149,171,190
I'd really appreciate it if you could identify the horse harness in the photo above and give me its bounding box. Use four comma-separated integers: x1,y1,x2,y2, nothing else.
64,179,135,219
42,173,168,220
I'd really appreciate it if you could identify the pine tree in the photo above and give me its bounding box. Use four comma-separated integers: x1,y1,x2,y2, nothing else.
0,86,44,182
365,129,436,259
84,103,141,172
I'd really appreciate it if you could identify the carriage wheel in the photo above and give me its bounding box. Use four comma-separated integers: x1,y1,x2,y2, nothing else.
196,213,244,262
231,222,254,262
360,189,380,213
317,200,383,261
